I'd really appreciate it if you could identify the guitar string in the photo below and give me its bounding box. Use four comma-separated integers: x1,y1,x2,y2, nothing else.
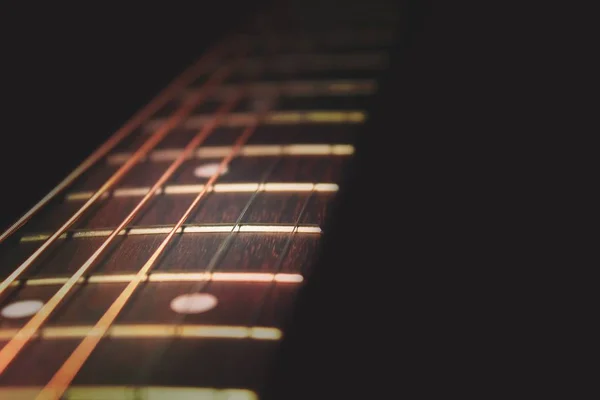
0,44,242,298
130,100,318,388
248,181,317,328
35,75,271,400
0,36,231,246
0,44,249,376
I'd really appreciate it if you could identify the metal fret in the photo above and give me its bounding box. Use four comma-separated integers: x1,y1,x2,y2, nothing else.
64,182,339,200
0,325,282,341
144,110,366,131
0,386,258,400
107,144,354,164
184,79,377,100
18,224,322,242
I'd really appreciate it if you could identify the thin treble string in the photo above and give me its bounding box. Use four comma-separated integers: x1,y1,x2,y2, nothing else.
130,99,315,388
35,86,267,400
0,45,249,377
247,119,335,332
0,36,232,246
0,43,241,298
247,176,319,330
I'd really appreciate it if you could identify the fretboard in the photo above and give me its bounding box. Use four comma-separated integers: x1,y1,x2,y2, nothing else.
0,0,399,398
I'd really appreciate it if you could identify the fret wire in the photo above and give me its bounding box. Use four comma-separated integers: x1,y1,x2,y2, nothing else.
62,181,340,201
106,143,355,165
144,109,367,131
0,37,232,246
186,78,377,100
17,224,322,243
0,47,248,381
0,324,282,341
0,386,258,400
5,272,304,288
0,52,240,300
36,79,266,400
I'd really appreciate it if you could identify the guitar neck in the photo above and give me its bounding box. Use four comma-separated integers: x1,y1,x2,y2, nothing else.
0,0,399,398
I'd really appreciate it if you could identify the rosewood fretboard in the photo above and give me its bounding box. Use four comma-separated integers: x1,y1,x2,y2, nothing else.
0,1,399,398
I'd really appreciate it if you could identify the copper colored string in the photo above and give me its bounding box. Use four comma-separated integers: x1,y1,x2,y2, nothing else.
0,37,230,246
35,108,262,400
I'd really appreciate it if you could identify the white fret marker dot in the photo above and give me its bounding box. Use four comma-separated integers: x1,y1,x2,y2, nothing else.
1,300,44,319
170,293,218,314
194,163,228,178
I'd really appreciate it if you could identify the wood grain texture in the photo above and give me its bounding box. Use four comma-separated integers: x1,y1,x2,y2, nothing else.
9,191,331,234
74,339,275,389
0,285,59,329
0,339,277,390
112,124,357,152
0,283,127,330
0,235,167,279
246,124,358,144
0,281,296,330
67,154,345,188
159,126,244,147
0,231,319,279
68,163,119,192
115,281,296,327
167,156,346,184
0,340,79,386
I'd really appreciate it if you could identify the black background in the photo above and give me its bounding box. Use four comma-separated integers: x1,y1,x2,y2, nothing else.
0,1,577,398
